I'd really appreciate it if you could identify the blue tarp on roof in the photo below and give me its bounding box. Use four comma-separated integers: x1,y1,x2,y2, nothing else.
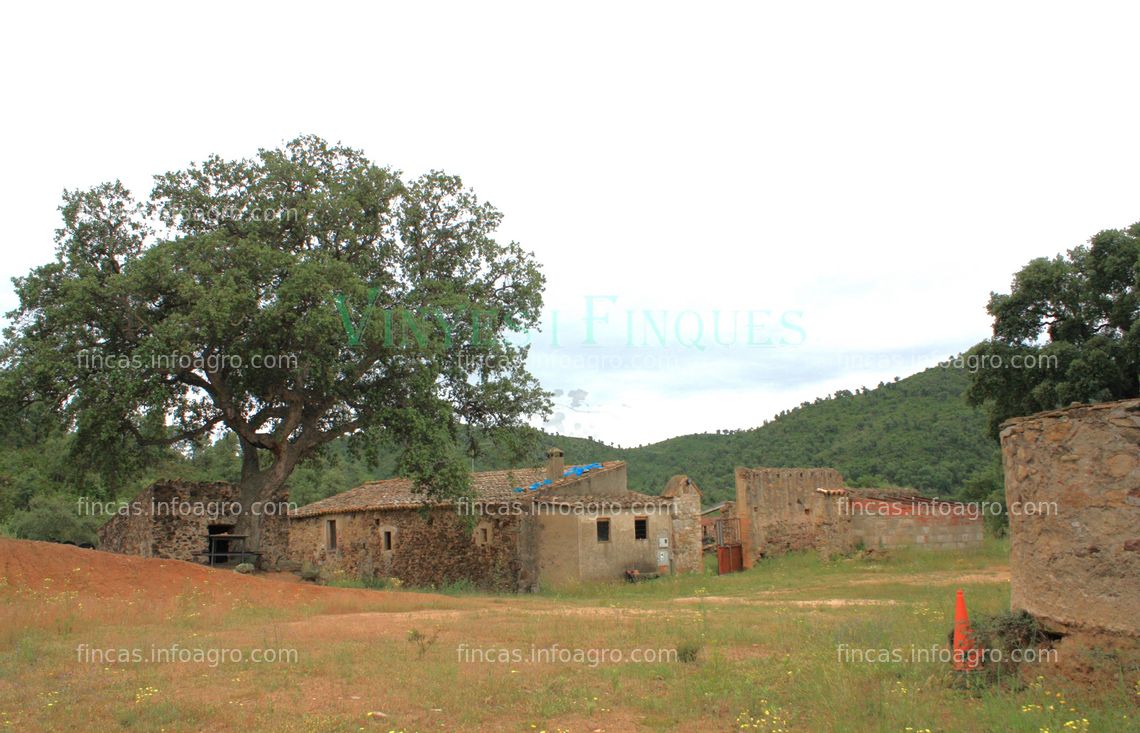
512,463,605,492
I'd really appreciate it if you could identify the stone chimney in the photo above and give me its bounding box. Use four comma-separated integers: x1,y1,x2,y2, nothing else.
546,447,565,482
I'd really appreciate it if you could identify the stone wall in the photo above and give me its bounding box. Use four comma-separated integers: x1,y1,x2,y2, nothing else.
97,480,291,570
288,506,530,592
848,498,984,550
664,475,704,574
735,467,852,565
735,467,984,562
1000,398,1140,637
97,499,152,557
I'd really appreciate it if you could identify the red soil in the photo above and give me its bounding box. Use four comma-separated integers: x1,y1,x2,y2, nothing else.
0,537,467,613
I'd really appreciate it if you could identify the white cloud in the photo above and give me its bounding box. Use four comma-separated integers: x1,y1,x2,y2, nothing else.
2,0,1138,445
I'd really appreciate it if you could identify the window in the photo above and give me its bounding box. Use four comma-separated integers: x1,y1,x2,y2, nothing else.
326,519,337,552
383,530,393,551
596,518,610,542
634,517,648,540
473,521,493,547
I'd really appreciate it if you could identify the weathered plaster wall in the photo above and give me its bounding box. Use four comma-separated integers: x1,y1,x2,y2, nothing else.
1000,398,1140,637
533,512,579,586
548,464,629,498
572,508,673,582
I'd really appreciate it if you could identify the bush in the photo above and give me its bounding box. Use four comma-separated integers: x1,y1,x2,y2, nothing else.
676,639,702,664
9,494,100,546
967,610,1059,684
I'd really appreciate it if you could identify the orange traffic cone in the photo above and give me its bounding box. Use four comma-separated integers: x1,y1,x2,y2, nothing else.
952,588,980,671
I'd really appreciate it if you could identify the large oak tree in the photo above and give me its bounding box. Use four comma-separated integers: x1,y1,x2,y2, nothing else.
966,221,1139,435
1,136,550,549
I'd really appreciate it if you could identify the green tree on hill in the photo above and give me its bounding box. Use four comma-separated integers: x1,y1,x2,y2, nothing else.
966,221,1140,436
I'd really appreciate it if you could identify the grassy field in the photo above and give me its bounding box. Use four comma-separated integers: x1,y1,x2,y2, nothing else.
1,538,1136,732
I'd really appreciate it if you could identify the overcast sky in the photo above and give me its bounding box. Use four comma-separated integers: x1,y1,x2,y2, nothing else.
2,1,1138,446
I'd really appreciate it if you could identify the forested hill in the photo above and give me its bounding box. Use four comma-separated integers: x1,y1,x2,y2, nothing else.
524,366,998,506
0,365,999,530
249,364,999,507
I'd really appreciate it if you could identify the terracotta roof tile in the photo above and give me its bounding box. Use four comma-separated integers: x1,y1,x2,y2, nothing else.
293,461,626,518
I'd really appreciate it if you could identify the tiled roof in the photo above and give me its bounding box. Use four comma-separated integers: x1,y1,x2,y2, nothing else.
292,461,626,518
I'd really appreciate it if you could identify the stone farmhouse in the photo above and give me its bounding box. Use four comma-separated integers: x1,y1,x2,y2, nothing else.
735,466,984,566
288,449,704,591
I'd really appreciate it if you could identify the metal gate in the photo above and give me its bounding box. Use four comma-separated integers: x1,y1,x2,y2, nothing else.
713,518,743,574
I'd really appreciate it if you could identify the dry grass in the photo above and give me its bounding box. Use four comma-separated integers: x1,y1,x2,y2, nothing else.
0,538,1136,732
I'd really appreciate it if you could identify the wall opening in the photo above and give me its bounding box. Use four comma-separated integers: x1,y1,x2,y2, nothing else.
634,516,648,540
326,519,337,552
596,518,611,542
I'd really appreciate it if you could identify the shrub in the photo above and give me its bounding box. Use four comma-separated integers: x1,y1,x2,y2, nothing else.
10,494,100,546
406,628,439,659
966,610,1059,685
676,639,702,664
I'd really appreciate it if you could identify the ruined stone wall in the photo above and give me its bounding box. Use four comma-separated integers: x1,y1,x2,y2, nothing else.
735,467,851,564
1001,399,1140,637
848,499,984,550
97,495,154,557
668,481,704,574
98,481,291,570
288,506,529,592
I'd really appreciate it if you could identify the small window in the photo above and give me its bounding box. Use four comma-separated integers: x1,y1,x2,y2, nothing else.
480,527,489,543
634,517,648,540
326,519,337,552
383,530,393,551
596,518,610,542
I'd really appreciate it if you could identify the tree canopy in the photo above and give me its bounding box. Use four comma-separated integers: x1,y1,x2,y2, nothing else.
1,136,550,524
966,221,1140,435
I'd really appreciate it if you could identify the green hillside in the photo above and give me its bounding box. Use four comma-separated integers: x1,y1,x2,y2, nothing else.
191,365,999,508
516,366,996,505
0,365,998,532
277,364,991,507
626,367,996,503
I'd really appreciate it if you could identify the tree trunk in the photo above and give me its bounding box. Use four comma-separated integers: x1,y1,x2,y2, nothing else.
235,438,293,568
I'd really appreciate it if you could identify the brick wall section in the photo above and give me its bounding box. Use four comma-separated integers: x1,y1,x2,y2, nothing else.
1000,398,1140,637
288,506,531,592
848,499,983,550
97,480,291,570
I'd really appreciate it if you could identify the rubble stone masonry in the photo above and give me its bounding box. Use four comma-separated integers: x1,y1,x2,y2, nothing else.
97,481,291,570
1000,398,1140,637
